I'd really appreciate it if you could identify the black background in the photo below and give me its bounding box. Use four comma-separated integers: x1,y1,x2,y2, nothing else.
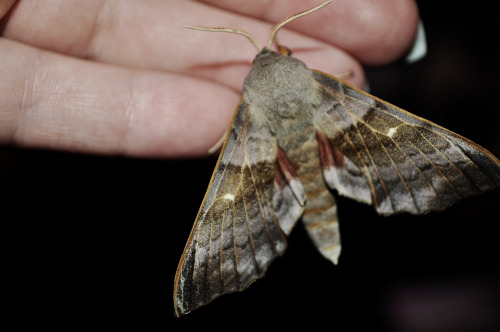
1,2,499,331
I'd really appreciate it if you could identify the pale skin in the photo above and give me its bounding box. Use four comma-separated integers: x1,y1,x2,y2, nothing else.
0,0,419,157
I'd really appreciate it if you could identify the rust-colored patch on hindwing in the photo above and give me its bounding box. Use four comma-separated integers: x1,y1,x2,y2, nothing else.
273,145,306,235
276,145,300,188
315,130,373,206
275,145,306,207
316,131,345,169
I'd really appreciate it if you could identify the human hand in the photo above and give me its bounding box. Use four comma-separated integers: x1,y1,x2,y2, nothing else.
0,0,419,157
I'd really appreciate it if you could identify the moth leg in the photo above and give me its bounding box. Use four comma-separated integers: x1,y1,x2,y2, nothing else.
207,129,228,155
333,70,354,80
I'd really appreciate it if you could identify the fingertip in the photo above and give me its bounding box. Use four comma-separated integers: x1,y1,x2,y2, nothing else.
286,0,420,66
341,0,420,65
295,46,366,89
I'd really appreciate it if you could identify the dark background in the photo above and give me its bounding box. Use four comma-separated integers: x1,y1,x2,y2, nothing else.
1,2,499,331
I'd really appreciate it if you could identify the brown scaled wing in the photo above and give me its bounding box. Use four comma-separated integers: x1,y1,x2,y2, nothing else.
311,69,500,215
173,99,305,317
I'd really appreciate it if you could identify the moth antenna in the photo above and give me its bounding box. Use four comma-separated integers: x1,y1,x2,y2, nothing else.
267,0,333,50
184,26,262,52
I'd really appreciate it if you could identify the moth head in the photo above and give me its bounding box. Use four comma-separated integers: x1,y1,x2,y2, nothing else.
184,0,333,54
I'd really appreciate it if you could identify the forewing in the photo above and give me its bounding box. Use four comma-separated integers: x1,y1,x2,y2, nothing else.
174,99,305,316
311,70,500,215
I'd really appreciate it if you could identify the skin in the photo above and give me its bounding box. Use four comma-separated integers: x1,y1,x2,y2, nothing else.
0,0,419,157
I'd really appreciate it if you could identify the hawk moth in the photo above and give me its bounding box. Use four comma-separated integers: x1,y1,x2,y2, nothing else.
173,1,500,316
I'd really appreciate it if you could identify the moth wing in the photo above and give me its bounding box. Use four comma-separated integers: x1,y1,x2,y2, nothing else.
311,70,500,215
173,99,305,316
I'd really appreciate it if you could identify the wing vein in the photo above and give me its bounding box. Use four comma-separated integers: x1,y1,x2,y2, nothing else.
412,126,467,197
231,198,240,290
376,131,420,212
391,133,444,206
218,201,226,294
190,224,200,312
240,123,260,276
337,130,379,207
338,96,394,211
330,87,460,207
337,88,478,196
241,178,260,275
205,211,214,302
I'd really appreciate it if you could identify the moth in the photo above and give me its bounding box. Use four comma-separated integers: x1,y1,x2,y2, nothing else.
174,1,500,316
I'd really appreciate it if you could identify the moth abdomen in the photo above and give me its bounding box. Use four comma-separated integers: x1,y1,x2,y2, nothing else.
302,179,341,265
279,132,342,265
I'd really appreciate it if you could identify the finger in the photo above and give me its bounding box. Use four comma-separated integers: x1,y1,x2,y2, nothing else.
3,0,365,88
0,0,16,18
2,0,252,68
180,0,367,90
198,0,420,65
1,0,272,90
0,38,237,157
